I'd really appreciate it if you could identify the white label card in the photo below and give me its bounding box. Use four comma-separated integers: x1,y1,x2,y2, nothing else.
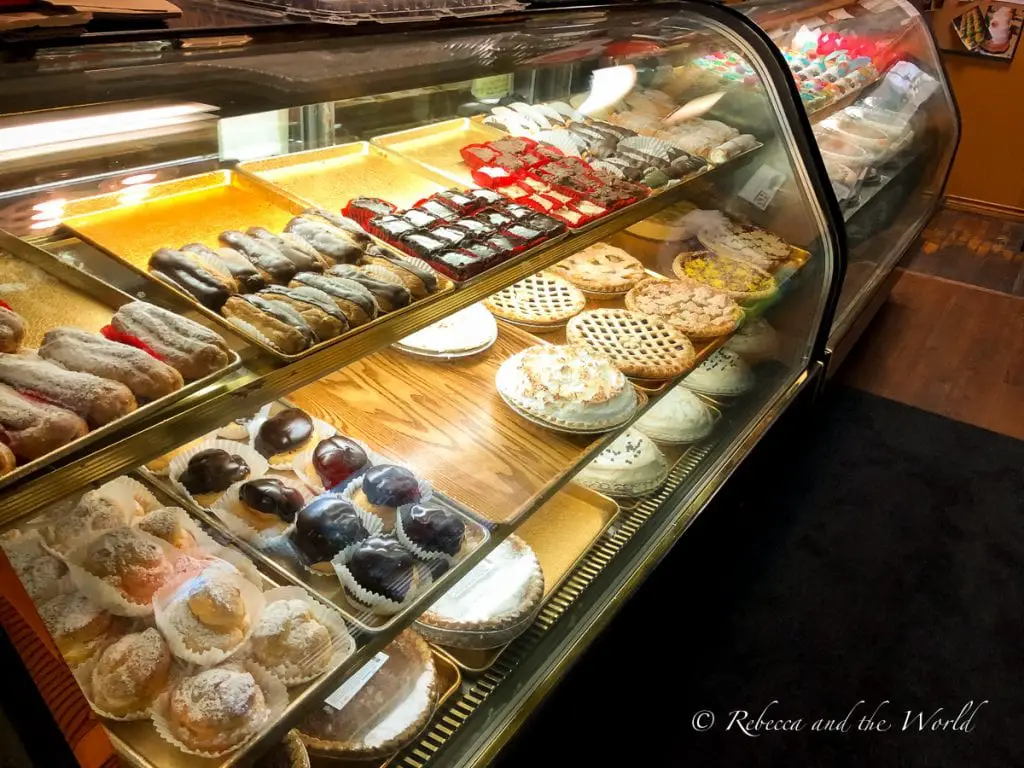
739,165,788,211
325,652,389,711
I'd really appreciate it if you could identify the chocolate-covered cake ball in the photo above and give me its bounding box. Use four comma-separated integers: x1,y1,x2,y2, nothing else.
312,436,369,490
255,408,314,459
292,497,369,570
345,536,416,604
179,449,250,495
398,504,465,558
239,478,303,524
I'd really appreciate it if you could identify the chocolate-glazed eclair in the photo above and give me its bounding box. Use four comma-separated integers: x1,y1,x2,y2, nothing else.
289,273,377,328
148,248,236,312
285,216,363,265
182,243,266,293
222,294,313,355
361,245,438,299
303,208,371,246
327,264,411,313
219,230,297,284
259,285,348,342
247,227,325,274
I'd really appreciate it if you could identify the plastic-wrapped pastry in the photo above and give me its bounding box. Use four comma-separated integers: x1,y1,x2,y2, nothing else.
326,264,411,313
285,217,363,265
80,527,173,605
0,354,137,428
182,243,266,293
220,231,298,284
39,327,184,401
0,301,25,353
247,227,326,274
258,285,348,342
149,248,237,312
0,382,88,462
250,598,332,680
165,664,271,753
289,273,377,327
108,302,230,381
222,295,313,355
38,592,118,667
89,628,172,717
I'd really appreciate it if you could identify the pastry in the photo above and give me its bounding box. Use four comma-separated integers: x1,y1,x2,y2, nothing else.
396,503,465,561
0,353,137,428
416,535,543,649
327,264,411,313
361,249,438,299
683,348,755,396
635,385,717,443
672,249,777,302
348,465,423,531
395,303,496,356
220,230,298,283
340,536,420,609
166,574,251,654
495,344,637,431
255,732,308,768
108,302,230,381
135,507,197,550
255,408,314,461
0,440,14,475
624,277,742,339
699,222,792,269
89,628,172,717
0,301,25,353
549,243,646,295
149,248,236,312
258,286,348,342
298,631,436,759
222,295,313,355
311,436,370,491
343,197,397,225
217,417,252,441
145,437,203,475
39,592,116,666
483,272,586,328
166,664,270,753
250,598,333,681
39,327,184,401
291,496,370,573
178,448,252,504
182,243,267,293
0,382,88,462
235,478,304,531
248,227,326,273
45,489,137,554
285,217,364,265
303,208,372,247
3,534,68,603
566,309,696,379
80,527,173,605
724,317,778,362
289,273,377,328
575,428,669,497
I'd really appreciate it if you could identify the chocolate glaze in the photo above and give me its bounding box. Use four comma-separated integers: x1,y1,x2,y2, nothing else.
304,208,371,246
327,265,411,311
220,230,297,283
293,496,368,564
346,536,415,602
399,504,465,556
313,436,369,490
236,295,314,347
361,464,421,508
365,248,437,293
239,477,303,523
178,448,250,494
255,407,313,458
248,227,324,273
149,248,233,311
182,243,266,293
290,273,378,320
285,217,363,264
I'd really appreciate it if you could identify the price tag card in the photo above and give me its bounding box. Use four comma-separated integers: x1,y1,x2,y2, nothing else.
739,165,788,211
325,652,389,711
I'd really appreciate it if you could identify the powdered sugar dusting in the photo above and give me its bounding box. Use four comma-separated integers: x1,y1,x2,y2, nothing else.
39,591,105,637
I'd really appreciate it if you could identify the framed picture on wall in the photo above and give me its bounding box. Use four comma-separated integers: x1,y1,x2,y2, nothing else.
953,5,990,48
979,4,1024,58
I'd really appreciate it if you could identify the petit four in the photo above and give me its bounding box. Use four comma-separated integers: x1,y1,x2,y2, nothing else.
635,386,717,444
575,428,669,498
683,348,755,396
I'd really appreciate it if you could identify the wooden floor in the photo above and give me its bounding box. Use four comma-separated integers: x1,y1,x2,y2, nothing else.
840,208,1024,440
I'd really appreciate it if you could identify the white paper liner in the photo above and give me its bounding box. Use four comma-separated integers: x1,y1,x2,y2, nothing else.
133,506,221,556
246,586,356,686
211,478,312,548
247,408,336,471
151,660,287,758
211,546,265,591
168,438,269,509
100,476,162,518
332,545,426,616
297,503,384,577
73,641,179,722
339,473,433,534
394,504,463,564
153,562,266,666
66,530,186,617
290,436,387,494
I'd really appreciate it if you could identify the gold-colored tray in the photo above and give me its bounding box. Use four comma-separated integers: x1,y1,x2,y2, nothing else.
238,141,452,212
371,117,506,188
0,231,240,492
306,644,462,768
60,169,454,362
428,483,620,674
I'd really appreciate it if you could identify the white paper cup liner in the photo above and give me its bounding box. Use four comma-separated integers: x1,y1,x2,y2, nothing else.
394,504,462,564
169,439,269,510
290,436,386,494
295,501,384,578
332,547,425,616
66,530,185,617
246,586,356,686
73,642,180,722
133,506,221,555
211,479,311,548
153,561,266,666
339,473,432,534
151,660,287,758
211,546,265,591
247,409,336,471
100,476,162,519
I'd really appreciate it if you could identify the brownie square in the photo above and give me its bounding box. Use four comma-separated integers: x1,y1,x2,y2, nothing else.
432,250,482,281
403,209,439,229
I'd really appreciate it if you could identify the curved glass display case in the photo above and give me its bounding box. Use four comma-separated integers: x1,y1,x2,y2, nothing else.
736,0,960,366
0,4,841,767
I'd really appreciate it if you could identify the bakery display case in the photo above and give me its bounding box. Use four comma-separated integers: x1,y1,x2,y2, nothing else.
0,4,842,767
734,0,960,367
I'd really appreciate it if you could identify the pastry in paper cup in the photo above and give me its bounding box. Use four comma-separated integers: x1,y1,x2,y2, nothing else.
339,467,432,534
292,435,383,494
1,531,73,604
66,527,183,617
133,506,221,554
154,560,266,666
100,476,162,519
249,406,336,471
169,439,269,509
73,627,175,721
247,586,355,686
151,660,287,758
395,503,467,563
37,590,128,667
43,479,156,557
332,536,426,616
290,495,382,577
212,477,312,547
210,546,265,591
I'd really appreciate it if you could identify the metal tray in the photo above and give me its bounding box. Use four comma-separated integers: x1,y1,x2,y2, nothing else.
424,483,619,674
60,169,454,362
0,231,241,493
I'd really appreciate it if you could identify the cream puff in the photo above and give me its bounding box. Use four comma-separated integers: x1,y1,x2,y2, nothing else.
81,527,173,605
167,664,270,753
166,574,251,654
38,592,118,667
135,507,197,550
250,599,332,682
90,627,172,717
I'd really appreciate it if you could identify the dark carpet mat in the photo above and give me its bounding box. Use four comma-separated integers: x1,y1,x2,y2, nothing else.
497,386,1024,768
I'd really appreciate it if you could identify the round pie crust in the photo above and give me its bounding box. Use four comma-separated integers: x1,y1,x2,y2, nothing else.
566,309,696,380
624,277,742,339
671,251,777,303
548,243,647,295
484,272,586,327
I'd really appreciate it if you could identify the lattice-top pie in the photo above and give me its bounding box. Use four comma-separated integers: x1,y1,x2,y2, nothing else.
566,308,696,380
672,251,777,303
548,243,647,295
625,277,743,339
484,272,585,327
